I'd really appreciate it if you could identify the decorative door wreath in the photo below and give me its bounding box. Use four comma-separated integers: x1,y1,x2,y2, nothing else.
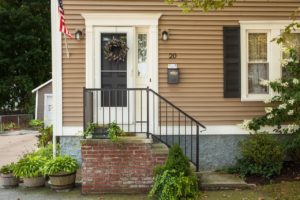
104,37,129,63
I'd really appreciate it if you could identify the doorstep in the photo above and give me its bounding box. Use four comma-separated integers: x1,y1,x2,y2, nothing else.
197,171,256,190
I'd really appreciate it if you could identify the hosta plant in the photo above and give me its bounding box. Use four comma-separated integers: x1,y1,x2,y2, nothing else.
13,155,46,178
43,156,78,176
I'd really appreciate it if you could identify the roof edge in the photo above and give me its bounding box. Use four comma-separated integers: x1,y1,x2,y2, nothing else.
32,79,53,93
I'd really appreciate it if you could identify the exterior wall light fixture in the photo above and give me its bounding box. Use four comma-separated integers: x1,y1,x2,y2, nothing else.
75,29,84,40
162,30,169,41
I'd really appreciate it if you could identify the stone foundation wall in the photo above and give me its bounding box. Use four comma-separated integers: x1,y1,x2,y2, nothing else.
81,137,168,194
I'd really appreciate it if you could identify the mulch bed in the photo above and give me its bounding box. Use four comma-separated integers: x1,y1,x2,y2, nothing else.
245,161,300,185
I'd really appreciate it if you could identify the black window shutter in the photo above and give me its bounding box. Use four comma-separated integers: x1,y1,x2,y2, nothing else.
223,26,241,98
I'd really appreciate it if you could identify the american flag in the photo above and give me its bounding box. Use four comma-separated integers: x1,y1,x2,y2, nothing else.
58,0,73,38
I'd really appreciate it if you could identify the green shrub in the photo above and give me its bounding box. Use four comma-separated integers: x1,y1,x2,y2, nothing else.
37,125,53,147
42,156,78,176
285,132,300,162
13,154,46,178
235,133,284,179
107,122,124,143
149,169,198,200
0,163,15,174
34,143,60,159
149,144,199,200
29,119,44,129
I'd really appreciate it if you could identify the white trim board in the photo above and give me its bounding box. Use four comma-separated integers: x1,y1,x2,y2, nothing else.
32,79,52,93
59,125,275,136
51,0,62,138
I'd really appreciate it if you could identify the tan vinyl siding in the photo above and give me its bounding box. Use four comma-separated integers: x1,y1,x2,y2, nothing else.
62,0,299,126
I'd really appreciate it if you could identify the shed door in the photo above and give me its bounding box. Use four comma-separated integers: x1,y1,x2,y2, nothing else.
44,94,53,127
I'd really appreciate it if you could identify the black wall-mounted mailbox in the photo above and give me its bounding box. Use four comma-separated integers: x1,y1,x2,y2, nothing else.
167,68,180,84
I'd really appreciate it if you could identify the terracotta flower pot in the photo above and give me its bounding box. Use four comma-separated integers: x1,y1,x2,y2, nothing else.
23,176,45,188
0,173,19,188
49,172,76,191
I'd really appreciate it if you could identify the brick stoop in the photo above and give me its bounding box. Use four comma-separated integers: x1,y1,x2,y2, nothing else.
81,137,169,194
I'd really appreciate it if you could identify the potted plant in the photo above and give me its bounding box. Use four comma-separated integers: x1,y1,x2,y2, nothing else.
13,154,46,187
0,163,19,188
83,123,109,139
43,155,78,191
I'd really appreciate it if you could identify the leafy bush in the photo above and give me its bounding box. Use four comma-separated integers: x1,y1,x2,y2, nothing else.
0,163,15,174
235,133,284,179
4,122,17,130
29,119,44,129
82,123,97,139
34,143,60,159
149,169,198,200
37,125,53,147
43,156,78,176
107,122,124,143
285,132,300,162
149,144,199,200
13,154,46,178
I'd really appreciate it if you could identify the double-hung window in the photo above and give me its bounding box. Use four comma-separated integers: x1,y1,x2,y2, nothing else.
240,21,299,101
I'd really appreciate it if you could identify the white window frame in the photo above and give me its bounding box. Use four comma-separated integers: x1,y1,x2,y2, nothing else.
240,21,297,101
246,30,271,99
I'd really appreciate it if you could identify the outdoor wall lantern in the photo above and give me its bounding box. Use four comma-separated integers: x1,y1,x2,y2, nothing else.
75,29,83,40
162,30,169,41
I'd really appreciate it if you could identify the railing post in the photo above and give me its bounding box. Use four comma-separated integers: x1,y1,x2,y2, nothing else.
83,87,86,131
146,87,149,138
196,125,199,172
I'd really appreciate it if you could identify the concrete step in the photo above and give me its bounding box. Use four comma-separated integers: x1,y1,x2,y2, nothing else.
197,171,256,190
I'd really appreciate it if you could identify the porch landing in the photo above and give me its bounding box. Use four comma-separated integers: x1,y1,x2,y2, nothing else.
198,172,256,190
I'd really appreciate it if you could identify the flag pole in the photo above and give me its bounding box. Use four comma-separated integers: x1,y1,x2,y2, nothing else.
64,34,70,58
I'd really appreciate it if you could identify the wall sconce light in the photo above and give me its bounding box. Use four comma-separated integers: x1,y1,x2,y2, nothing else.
75,29,83,40
162,31,169,41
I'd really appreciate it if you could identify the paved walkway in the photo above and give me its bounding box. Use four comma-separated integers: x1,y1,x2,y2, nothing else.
0,130,38,166
0,186,148,200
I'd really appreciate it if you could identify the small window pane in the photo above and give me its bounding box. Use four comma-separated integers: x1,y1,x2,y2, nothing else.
137,34,147,77
248,33,267,62
248,63,269,94
282,33,300,59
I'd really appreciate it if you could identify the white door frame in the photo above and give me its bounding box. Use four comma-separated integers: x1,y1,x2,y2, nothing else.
94,27,135,125
82,13,161,131
44,94,53,126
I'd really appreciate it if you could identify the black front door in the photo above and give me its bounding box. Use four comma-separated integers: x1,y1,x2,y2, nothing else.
101,33,127,107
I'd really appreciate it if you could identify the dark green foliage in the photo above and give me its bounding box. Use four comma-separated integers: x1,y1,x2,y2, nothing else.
160,144,192,176
285,132,300,162
37,125,53,147
42,156,78,176
235,133,284,179
149,170,198,200
0,0,51,114
107,122,124,143
0,163,15,174
150,144,199,200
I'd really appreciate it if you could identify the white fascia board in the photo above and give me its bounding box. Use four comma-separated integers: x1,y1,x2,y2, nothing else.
32,79,52,93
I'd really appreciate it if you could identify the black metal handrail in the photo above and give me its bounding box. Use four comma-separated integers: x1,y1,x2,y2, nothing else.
83,87,206,171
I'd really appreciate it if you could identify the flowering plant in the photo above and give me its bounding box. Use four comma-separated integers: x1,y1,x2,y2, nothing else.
241,25,300,134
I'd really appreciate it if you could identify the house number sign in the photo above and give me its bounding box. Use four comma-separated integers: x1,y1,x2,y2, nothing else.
169,53,177,59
